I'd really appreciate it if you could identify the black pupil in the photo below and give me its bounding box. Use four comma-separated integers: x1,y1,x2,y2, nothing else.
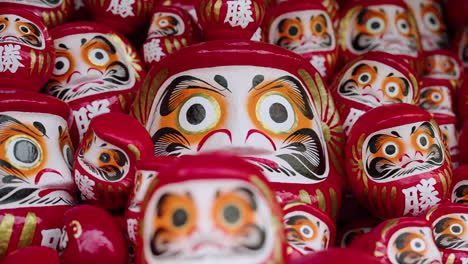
56,60,64,70
288,26,298,36
371,21,381,30
419,136,428,146
21,26,28,33
429,16,436,25
223,205,240,224
452,225,461,233
388,86,396,93
302,227,311,235
172,208,188,227
270,102,288,123
385,144,396,155
187,103,206,125
315,23,322,33
99,153,110,163
95,51,104,60
414,241,422,248
66,147,73,166
360,74,369,83
14,140,38,164
400,22,407,29
0,24,4,30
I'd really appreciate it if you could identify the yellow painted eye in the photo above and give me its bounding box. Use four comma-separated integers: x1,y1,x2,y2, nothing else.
88,48,110,66
256,92,297,134
177,93,221,135
6,135,42,169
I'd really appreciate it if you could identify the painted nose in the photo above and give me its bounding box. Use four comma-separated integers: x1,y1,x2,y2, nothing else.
67,67,104,85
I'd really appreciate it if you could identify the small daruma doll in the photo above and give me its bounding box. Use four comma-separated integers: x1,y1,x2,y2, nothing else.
337,0,423,71
282,202,335,260
451,165,468,205
0,0,73,28
0,8,55,92
423,49,465,90
330,51,420,135
0,89,76,257
346,103,452,219
131,40,345,220
426,203,468,263
263,0,338,81
73,113,154,210
135,153,287,263
404,0,448,51
44,22,146,144
350,217,443,264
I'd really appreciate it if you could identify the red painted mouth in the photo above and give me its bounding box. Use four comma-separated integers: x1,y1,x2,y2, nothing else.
401,160,424,168
192,241,225,252
361,93,381,103
2,35,19,41
34,168,64,184
302,246,316,252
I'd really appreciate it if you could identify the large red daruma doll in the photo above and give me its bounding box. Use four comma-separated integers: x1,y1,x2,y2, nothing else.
0,89,76,257
131,40,345,220
135,153,287,263
0,0,73,28
43,22,146,146
337,0,424,73
330,51,420,136
346,103,452,219
0,8,55,92
263,0,339,82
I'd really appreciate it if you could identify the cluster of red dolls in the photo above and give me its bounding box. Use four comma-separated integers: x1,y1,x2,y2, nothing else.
0,0,467,263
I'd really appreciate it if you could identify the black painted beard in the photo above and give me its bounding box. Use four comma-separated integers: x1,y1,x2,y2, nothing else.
396,251,430,264
436,233,466,250
152,127,327,181
277,33,333,53
351,33,418,56
45,61,131,102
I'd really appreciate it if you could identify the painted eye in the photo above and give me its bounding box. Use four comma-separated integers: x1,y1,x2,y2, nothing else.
300,225,314,238
222,204,241,226
257,93,296,134
382,142,399,158
358,72,372,85
88,48,110,66
417,134,429,149
410,238,426,252
431,91,443,102
450,223,463,235
53,56,70,76
396,18,410,35
7,136,42,169
288,25,300,37
171,207,189,228
178,94,220,134
366,17,385,34
384,82,400,97
424,12,440,31
0,23,6,32
62,143,74,169
158,18,169,27
19,25,30,34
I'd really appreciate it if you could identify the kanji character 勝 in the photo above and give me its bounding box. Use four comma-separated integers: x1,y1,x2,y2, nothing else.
143,39,166,63
73,99,111,141
106,0,135,18
224,0,254,28
75,170,97,200
0,44,24,73
402,178,441,216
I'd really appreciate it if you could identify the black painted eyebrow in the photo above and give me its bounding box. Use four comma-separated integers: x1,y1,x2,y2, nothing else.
84,35,116,54
351,63,374,76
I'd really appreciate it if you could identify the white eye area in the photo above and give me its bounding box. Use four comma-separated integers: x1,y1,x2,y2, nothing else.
257,93,296,134
450,223,463,235
88,48,110,66
385,82,400,97
158,19,169,27
62,144,74,169
19,25,30,34
300,225,314,238
431,92,442,102
7,136,41,168
382,142,399,158
53,56,71,76
417,134,429,149
396,19,410,35
366,17,385,34
410,238,426,252
178,95,220,134
424,12,440,31
358,72,372,85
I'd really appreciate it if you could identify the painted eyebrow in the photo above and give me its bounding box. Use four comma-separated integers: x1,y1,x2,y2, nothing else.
0,115,46,144
411,122,435,137
351,63,375,76
57,43,69,50
82,36,116,54
367,133,399,153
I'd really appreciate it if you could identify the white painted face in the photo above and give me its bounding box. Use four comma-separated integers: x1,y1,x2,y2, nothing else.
404,0,448,51
143,179,275,264
433,213,468,251
424,54,461,80
347,5,418,57
147,66,330,184
148,12,186,38
419,85,454,116
0,111,75,209
268,10,335,54
284,210,330,254
452,180,468,204
0,0,62,8
387,226,442,264
128,169,157,213
363,121,444,182
338,60,414,108
45,33,136,103
0,14,45,49
439,123,458,157
77,131,130,182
